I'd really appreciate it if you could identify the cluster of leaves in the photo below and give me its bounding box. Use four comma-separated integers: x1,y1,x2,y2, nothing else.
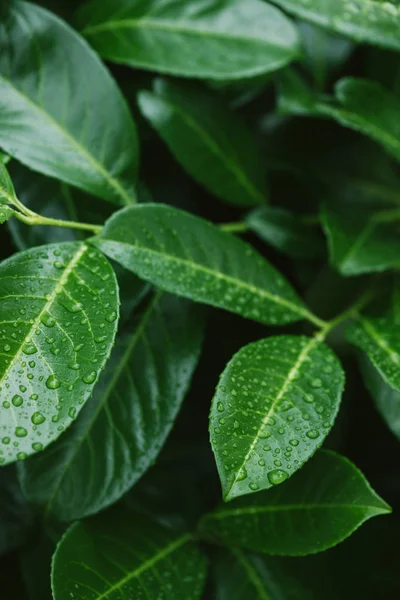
1,0,400,598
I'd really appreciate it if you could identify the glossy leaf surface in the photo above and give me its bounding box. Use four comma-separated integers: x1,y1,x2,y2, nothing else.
19,294,204,521
52,512,207,600
78,0,300,80
92,204,314,326
0,242,118,465
360,355,400,441
138,80,267,207
321,203,400,275
210,335,344,501
199,451,390,555
0,1,138,205
347,316,400,391
272,1,400,52
246,206,324,259
320,78,400,163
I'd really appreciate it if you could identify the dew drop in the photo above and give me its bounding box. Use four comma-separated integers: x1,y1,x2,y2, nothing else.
46,375,61,390
82,371,96,384
217,402,225,413
15,427,28,438
23,342,38,355
12,395,23,407
41,313,56,328
32,442,43,452
306,429,320,439
31,412,45,425
268,469,289,486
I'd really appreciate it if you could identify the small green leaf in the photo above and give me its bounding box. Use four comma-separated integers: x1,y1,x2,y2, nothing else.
138,80,267,207
0,242,118,465
19,293,204,521
91,204,316,326
214,549,315,600
0,1,138,205
347,316,400,391
321,203,400,275
0,161,16,205
77,0,300,80
277,69,319,117
210,335,344,501
246,206,324,259
319,78,400,163
199,450,391,556
52,512,207,600
0,205,15,225
360,354,400,441
272,1,400,52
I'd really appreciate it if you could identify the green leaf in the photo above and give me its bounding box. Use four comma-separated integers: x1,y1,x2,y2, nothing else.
0,1,138,205
319,78,400,163
138,80,267,207
321,203,400,275
360,354,400,441
347,315,400,392
214,549,315,600
52,512,207,600
91,204,317,326
0,242,119,465
199,450,391,556
272,1,400,52
77,0,300,80
0,467,33,557
210,335,344,501
246,206,324,259
0,161,16,205
19,293,204,521
0,205,15,225
277,69,320,117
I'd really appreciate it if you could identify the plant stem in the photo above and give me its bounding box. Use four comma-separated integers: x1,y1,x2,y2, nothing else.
14,211,102,234
220,221,248,234
315,287,376,341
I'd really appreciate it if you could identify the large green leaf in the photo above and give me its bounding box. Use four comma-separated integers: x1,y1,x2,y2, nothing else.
272,1,400,52
77,0,300,80
0,242,119,465
347,316,400,391
319,78,400,163
214,548,316,599
0,161,16,205
19,294,204,521
91,204,317,326
321,203,400,275
138,80,267,207
52,512,207,600
199,450,391,555
0,467,33,557
210,335,344,501
246,206,324,259
0,1,138,205
360,354,400,441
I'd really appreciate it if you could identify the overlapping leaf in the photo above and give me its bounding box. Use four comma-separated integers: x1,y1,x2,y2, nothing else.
199,451,390,555
77,0,300,80
0,161,16,205
272,1,400,52
0,242,119,465
0,1,138,205
0,467,33,557
19,294,204,521
321,203,400,275
138,79,267,207
52,512,207,600
210,335,344,501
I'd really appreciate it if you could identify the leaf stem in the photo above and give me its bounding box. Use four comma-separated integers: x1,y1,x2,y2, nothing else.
220,221,248,233
13,210,102,234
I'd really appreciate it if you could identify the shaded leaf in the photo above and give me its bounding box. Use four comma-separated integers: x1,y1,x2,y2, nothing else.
210,335,344,501
272,1,400,52
360,354,400,441
0,466,33,556
0,1,138,205
321,203,400,275
347,315,400,391
0,242,118,465
320,78,400,163
77,0,300,80
199,450,390,555
246,206,324,259
19,294,204,521
91,204,316,326
52,512,207,600
138,79,267,207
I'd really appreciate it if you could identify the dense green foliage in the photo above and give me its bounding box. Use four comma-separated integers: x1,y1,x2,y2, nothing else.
0,1,400,598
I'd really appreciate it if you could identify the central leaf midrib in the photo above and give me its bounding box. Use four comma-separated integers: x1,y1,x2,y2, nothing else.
230,548,270,600
0,73,133,205
208,502,388,519
101,240,308,321
44,291,162,517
